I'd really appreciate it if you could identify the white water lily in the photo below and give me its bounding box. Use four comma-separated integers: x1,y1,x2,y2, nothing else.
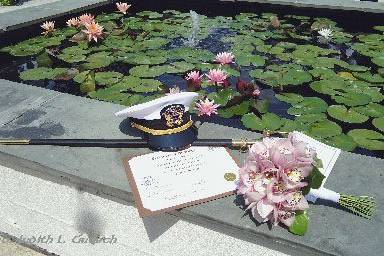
318,28,333,39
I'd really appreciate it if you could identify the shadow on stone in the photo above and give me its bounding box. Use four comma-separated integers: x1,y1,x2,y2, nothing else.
75,190,105,244
118,118,143,138
142,214,178,242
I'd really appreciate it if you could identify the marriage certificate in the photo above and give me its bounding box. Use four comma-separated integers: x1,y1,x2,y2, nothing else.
124,147,239,217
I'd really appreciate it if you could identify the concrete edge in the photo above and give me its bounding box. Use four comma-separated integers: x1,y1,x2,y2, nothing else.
0,0,110,32
0,148,330,256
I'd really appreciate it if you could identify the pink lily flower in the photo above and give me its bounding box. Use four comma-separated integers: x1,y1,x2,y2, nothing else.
116,2,131,14
78,13,95,26
185,71,203,89
41,21,55,36
195,98,220,117
215,52,235,65
83,22,104,42
66,18,80,28
206,69,228,85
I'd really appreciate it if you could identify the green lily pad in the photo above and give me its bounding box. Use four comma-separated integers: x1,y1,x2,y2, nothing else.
207,88,240,106
327,105,369,123
335,62,370,72
94,72,123,86
241,113,264,131
129,65,167,78
372,56,384,67
353,103,384,118
308,120,342,138
236,54,265,67
280,119,310,133
332,92,371,107
20,67,68,81
114,76,162,93
262,113,284,131
36,52,53,67
373,117,384,132
322,134,357,151
295,113,327,124
73,71,90,84
96,13,123,22
218,101,250,118
275,93,304,104
88,86,129,103
287,97,328,115
80,71,96,93
82,52,115,69
352,71,384,83
348,129,384,150
289,211,308,236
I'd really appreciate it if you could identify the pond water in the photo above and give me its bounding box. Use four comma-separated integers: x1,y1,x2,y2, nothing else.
0,3,383,158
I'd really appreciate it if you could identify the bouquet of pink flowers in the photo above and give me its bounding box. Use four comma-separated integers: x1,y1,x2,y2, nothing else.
237,133,324,235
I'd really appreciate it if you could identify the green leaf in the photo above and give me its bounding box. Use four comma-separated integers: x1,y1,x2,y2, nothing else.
275,93,304,104
332,92,371,107
309,167,325,189
254,99,270,114
347,129,384,150
262,113,284,131
207,88,240,106
73,71,90,84
36,52,53,67
80,71,96,93
353,103,384,118
236,54,265,67
308,120,342,138
287,97,328,115
352,71,384,84
288,211,308,236
327,105,369,123
295,113,327,124
241,113,264,131
218,101,250,118
20,67,68,81
372,117,384,132
82,52,115,69
322,134,357,151
372,56,384,67
94,72,123,86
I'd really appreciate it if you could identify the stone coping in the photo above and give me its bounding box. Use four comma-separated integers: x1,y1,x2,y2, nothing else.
0,0,384,33
233,0,384,14
0,79,383,256
0,0,109,32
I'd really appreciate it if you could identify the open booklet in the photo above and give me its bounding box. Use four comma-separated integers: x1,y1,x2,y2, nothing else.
123,132,341,217
123,147,240,217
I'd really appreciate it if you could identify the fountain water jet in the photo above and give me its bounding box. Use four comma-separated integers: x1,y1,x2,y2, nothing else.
184,10,200,47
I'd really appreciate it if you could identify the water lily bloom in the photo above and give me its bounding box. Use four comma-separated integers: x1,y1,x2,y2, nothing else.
318,28,333,39
252,88,261,97
185,71,203,88
41,21,55,36
270,16,280,28
195,98,220,116
215,52,235,65
66,18,80,28
78,13,95,26
116,2,131,14
83,22,104,42
206,69,228,85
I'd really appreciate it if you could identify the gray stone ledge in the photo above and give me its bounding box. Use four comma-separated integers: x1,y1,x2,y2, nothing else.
0,0,110,32
0,79,383,256
232,0,384,13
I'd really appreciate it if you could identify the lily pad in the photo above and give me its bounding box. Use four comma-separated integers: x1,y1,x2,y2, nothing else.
348,129,384,150
322,134,357,151
88,86,129,103
80,71,96,93
94,72,123,86
114,76,162,93
262,113,284,131
287,97,328,115
207,88,240,106
295,113,327,124
308,120,342,138
129,65,167,78
353,103,384,118
236,54,265,67
241,113,264,131
372,56,384,67
82,52,115,69
275,93,304,104
332,92,371,107
327,105,368,123
352,71,384,83
219,101,250,118
373,117,384,132
20,67,68,81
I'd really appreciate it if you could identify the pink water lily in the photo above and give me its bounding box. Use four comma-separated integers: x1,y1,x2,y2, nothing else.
206,69,228,85
116,2,131,14
41,21,55,36
166,86,181,95
66,18,80,28
78,13,95,26
195,98,220,117
83,22,104,42
185,71,203,88
215,52,235,65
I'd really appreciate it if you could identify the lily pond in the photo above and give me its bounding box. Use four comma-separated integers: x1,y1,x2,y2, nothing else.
0,6,384,158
